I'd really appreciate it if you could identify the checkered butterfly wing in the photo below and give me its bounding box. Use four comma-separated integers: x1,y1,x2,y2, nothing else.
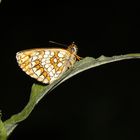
16,46,77,84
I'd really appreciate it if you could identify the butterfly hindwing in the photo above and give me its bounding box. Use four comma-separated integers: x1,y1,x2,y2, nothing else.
16,48,73,84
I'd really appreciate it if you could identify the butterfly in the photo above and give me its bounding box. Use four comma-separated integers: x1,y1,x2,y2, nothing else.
16,42,81,84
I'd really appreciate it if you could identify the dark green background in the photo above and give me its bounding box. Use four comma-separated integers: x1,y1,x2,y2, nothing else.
0,1,140,140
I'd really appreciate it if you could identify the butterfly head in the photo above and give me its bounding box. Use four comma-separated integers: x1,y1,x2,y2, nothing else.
67,42,78,55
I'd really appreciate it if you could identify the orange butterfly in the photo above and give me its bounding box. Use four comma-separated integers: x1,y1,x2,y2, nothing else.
16,42,81,84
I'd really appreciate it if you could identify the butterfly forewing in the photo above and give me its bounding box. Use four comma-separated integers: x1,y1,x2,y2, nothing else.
16,46,77,84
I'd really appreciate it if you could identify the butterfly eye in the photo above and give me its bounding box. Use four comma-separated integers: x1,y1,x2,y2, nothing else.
71,46,77,53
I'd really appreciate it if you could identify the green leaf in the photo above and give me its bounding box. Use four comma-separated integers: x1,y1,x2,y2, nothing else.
0,112,7,140
3,53,140,137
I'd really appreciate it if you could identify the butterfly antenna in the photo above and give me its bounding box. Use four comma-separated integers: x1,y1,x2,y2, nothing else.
49,41,67,47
